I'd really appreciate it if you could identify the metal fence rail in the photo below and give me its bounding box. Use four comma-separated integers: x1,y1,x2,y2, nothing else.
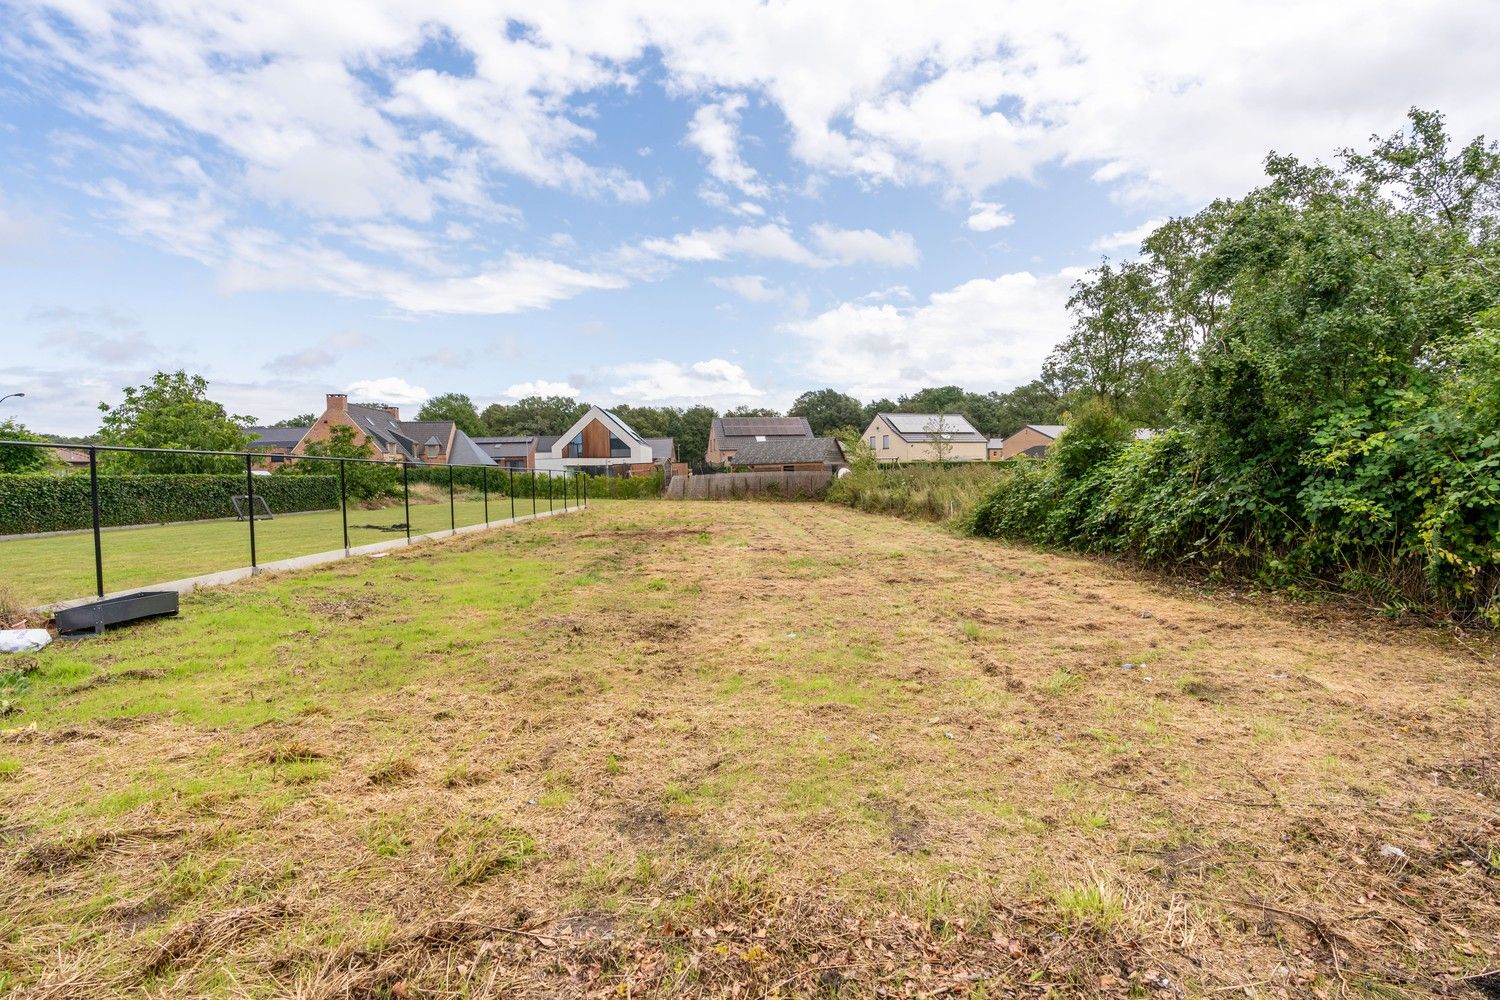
0,440,588,607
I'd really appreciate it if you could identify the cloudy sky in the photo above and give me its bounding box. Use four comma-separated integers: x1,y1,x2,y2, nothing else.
2,1,1498,433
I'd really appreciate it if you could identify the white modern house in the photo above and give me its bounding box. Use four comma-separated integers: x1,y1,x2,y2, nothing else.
533,405,675,476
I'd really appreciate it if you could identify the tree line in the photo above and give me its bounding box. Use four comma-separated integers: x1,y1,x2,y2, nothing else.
967,108,1500,622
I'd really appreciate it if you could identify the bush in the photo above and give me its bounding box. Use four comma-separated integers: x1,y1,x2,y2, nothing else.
0,474,339,534
828,461,1008,522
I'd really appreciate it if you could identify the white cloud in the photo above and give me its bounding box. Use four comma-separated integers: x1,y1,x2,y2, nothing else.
346,377,429,406
687,94,767,197
965,201,1015,232
809,225,919,267
265,347,336,372
709,274,782,302
607,358,763,403
639,224,821,266
784,268,1084,399
1090,217,1168,253
502,379,581,399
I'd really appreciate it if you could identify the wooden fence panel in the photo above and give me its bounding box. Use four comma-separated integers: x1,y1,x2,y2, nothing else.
664,470,833,499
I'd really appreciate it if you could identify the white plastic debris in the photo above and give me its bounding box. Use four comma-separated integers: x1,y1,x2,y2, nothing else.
1379,844,1408,861
0,629,51,653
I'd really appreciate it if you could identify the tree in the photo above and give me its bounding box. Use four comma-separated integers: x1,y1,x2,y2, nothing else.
481,396,588,436
417,392,483,437
0,419,53,473
1044,261,1172,424
989,380,1064,438
922,414,957,462
96,371,253,473
789,388,864,436
668,406,716,467
723,405,781,418
272,413,316,428
861,398,896,427
282,424,398,501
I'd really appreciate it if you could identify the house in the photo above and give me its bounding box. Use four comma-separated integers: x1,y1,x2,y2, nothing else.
728,437,847,472
996,424,1066,460
987,437,1005,461
290,393,495,466
705,416,813,465
245,425,310,467
995,424,1162,460
533,405,675,477
861,413,987,463
471,435,537,470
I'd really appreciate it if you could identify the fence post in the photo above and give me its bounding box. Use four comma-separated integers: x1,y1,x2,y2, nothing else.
339,459,349,553
548,473,553,514
88,446,104,598
448,464,456,534
562,472,568,512
245,454,258,570
482,466,489,526
402,463,411,543
509,468,515,521
531,471,536,519
582,472,587,508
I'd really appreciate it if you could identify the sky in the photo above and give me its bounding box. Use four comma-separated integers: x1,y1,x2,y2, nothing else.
2,1,1499,434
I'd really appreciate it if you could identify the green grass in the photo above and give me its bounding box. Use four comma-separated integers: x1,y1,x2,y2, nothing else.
1,492,592,607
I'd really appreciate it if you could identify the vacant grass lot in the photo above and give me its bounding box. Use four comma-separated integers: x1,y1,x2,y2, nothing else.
0,488,575,607
1,502,1496,998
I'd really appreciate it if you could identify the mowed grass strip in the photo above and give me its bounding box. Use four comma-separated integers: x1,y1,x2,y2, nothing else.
0,488,591,607
0,501,1497,998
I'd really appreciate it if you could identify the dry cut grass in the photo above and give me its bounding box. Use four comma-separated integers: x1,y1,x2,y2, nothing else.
1,500,1498,998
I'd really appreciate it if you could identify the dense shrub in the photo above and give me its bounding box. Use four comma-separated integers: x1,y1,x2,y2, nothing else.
0,474,339,534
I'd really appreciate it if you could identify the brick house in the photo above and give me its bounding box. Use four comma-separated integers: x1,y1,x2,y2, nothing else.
861,413,987,463
705,416,813,465
268,393,495,466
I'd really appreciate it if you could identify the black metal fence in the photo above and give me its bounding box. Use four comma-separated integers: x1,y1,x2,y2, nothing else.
0,440,587,608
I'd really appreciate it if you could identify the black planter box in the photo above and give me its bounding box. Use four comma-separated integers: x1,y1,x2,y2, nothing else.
55,590,180,638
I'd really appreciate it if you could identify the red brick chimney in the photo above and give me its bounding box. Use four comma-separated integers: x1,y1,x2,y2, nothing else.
325,393,348,414
383,405,400,419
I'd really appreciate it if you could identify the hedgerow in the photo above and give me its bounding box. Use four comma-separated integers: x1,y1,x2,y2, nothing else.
0,474,339,534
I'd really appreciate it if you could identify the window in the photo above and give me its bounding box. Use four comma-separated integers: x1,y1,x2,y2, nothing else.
610,432,631,458
869,435,876,447
425,443,439,458
563,432,584,458
882,434,890,449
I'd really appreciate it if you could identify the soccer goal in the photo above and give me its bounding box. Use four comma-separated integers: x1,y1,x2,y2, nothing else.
230,495,275,521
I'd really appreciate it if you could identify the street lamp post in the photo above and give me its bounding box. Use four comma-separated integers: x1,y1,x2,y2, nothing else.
0,392,25,406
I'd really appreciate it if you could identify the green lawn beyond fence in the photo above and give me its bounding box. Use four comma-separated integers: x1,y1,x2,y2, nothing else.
0,494,584,608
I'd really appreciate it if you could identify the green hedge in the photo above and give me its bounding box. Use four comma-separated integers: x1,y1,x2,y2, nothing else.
0,474,339,534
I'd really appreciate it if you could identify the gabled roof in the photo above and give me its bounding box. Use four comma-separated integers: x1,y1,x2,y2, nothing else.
549,405,661,460
878,413,986,443
1025,424,1068,440
246,426,309,450
729,437,845,466
446,430,498,466
711,416,813,451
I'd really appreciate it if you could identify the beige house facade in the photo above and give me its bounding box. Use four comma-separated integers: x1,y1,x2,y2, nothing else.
861,413,988,463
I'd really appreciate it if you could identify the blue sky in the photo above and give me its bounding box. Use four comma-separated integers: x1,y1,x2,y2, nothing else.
3,1,1498,433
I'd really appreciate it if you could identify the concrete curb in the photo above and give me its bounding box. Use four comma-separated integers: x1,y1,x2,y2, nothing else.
42,506,579,613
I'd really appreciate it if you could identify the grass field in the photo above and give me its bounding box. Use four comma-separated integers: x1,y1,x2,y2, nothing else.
0,488,577,608
1,501,1497,998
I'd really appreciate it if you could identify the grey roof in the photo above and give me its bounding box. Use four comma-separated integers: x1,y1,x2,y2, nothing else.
246,426,308,450
472,436,536,460
446,429,498,466
1026,424,1068,439
644,437,675,461
536,434,562,453
988,437,1005,449
729,436,845,466
879,413,986,443
711,416,813,452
